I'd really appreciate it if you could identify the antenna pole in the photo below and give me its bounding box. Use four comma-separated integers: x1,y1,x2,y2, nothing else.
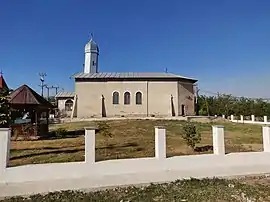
39,72,47,97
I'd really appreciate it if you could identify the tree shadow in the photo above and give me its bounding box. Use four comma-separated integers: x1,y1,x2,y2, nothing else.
38,129,85,140
101,95,106,117
10,142,140,161
10,148,84,161
171,95,176,117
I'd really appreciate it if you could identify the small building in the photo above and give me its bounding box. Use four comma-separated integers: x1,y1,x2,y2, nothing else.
9,84,53,139
55,91,75,117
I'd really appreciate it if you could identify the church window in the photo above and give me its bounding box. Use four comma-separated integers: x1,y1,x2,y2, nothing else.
135,92,142,105
112,91,119,104
92,61,95,66
65,99,73,111
124,92,131,105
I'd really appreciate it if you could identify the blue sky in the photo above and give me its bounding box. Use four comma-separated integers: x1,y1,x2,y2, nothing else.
1,0,270,97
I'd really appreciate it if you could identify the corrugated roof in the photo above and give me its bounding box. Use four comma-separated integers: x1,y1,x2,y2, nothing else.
72,72,197,81
55,91,75,98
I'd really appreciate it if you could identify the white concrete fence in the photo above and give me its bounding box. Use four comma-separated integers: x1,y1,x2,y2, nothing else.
229,114,270,125
2,126,270,197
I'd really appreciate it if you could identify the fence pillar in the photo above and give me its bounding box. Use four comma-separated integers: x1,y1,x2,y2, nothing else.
212,125,225,155
240,115,244,123
222,115,225,119
263,126,270,152
264,116,268,123
230,115,234,121
251,115,255,122
84,127,96,164
0,128,11,176
155,126,166,159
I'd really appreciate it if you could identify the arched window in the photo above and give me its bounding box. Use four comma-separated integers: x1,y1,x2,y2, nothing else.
112,91,119,104
135,92,142,105
124,92,130,105
65,99,73,111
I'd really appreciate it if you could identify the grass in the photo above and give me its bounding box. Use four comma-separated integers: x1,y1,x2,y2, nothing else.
9,119,264,167
2,177,270,201
4,120,269,201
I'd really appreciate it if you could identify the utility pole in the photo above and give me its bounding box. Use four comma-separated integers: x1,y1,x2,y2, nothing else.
39,72,47,97
45,85,55,100
51,85,60,95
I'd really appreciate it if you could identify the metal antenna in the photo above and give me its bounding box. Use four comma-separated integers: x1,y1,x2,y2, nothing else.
88,32,94,41
165,68,168,73
38,72,47,97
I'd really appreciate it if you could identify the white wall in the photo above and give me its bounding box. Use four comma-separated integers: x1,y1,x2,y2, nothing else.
75,80,194,118
230,115,270,125
2,125,270,198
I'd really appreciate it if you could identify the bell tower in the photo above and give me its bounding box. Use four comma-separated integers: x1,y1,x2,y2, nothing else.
84,33,99,73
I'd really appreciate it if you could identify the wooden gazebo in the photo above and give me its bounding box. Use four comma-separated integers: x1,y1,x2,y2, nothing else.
9,84,53,139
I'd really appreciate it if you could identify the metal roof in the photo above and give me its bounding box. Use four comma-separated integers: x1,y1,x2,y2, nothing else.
55,91,75,98
72,72,197,81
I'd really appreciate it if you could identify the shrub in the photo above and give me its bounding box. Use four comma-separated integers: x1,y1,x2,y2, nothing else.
181,122,201,150
55,128,68,138
97,121,112,137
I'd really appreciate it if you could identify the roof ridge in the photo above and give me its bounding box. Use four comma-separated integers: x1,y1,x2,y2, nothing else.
9,85,25,103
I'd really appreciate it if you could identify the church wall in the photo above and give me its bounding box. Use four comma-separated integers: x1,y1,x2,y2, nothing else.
75,80,194,118
147,81,178,116
75,81,148,117
177,82,195,116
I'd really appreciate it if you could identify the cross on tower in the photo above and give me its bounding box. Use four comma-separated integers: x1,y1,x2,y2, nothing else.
89,32,94,40
0,70,3,76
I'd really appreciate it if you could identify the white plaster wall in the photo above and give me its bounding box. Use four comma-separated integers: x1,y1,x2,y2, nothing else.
178,82,195,115
75,81,182,118
57,98,74,111
2,126,270,198
2,153,270,198
84,53,91,73
57,99,66,111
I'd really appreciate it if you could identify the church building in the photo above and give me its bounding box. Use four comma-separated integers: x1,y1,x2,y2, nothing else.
57,37,198,118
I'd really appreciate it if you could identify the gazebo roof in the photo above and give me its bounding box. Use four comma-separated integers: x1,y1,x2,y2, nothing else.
9,84,53,108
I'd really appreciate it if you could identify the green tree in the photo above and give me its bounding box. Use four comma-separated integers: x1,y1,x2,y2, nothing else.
181,122,201,150
0,87,11,128
197,94,270,118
